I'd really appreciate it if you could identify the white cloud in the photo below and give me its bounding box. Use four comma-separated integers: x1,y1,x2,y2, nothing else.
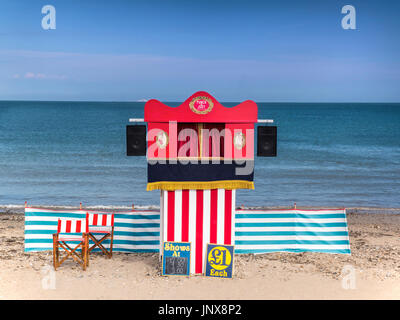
23,72,67,80
24,72,35,79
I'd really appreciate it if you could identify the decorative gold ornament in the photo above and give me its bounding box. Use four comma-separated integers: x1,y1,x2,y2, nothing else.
156,130,169,149
189,96,214,115
233,132,246,150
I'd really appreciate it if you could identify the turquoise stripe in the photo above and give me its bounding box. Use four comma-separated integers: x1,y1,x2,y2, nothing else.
235,222,347,228
235,239,350,245
114,214,160,220
26,239,80,243
25,230,54,234
234,248,351,254
235,231,349,237
25,221,57,226
24,230,160,237
25,221,160,227
25,212,85,218
116,231,160,237
103,239,159,245
24,247,159,253
236,213,345,219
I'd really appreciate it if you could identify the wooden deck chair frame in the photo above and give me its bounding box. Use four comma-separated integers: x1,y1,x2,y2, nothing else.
53,218,89,270
86,212,115,258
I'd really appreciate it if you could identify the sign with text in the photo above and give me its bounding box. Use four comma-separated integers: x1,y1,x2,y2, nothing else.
162,241,191,276
205,244,234,278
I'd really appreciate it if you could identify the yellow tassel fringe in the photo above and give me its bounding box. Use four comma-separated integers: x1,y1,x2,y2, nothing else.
146,180,254,191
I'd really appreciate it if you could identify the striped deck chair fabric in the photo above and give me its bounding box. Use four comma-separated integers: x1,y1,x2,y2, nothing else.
53,218,89,270
86,212,115,258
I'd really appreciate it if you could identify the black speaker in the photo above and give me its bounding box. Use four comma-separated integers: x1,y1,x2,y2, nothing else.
257,126,277,157
126,125,146,156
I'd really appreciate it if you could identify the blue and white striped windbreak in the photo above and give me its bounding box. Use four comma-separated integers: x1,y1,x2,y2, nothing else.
24,207,160,252
24,207,350,254
234,209,351,254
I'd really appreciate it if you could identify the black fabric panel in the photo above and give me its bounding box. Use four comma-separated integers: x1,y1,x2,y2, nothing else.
147,160,254,182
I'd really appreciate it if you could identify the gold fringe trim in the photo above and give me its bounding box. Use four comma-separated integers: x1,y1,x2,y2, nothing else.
146,180,254,191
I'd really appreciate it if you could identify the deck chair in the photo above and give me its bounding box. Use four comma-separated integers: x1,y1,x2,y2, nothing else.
86,212,115,258
53,218,89,270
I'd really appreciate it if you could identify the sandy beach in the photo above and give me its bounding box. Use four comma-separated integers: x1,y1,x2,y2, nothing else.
1,208,400,300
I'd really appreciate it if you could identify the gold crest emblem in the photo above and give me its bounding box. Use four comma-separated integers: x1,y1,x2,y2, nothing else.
189,96,214,115
156,130,169,149
233,132,246,150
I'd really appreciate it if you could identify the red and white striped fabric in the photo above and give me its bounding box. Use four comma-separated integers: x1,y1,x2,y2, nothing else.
57,218,88,241
86,212,114,233
161,189,236,274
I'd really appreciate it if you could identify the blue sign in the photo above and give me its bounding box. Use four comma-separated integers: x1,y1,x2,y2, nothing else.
162,241,191,276
205,244,234,278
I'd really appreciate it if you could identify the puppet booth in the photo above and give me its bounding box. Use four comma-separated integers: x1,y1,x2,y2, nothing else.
145,92,257,274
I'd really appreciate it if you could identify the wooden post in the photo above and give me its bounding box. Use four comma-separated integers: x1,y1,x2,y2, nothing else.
53,234,58,270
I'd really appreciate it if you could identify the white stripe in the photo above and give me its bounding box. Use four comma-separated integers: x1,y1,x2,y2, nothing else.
236,244,350,250
188,190,197,274
118,211,160,215
71,220,77,232
25,225,57,231
235,227,349,232
24,243,159,250
25,208,83,214
59,220,66,233
237,210,345,215
216,189,225,244
231,190,236,245
159,191,164,256
203,189,211,266
25,216,81,222
108,235,159,241
174,190,182,242
114,218,160,224
235,218,347,223
163,190,168,244
25,214,159,222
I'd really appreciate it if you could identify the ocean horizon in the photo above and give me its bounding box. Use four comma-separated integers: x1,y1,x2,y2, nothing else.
0,101,399,210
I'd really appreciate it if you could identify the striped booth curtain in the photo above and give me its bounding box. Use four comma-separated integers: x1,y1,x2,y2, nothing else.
160,189,236,274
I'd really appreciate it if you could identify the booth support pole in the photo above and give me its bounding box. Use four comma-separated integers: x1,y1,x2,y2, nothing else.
159,190,164,261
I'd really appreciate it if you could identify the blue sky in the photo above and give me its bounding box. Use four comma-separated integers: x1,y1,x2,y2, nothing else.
0,0,399,102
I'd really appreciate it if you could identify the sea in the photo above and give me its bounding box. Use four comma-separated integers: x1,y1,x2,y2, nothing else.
0,101,399,210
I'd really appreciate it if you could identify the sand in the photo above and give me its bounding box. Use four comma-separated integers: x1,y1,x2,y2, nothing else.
1,209,400,300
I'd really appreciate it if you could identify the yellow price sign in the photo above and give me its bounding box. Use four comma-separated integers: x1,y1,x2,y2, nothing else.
207,246,232,271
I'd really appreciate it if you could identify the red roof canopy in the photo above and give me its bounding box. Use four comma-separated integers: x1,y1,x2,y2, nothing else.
144,91,258,123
